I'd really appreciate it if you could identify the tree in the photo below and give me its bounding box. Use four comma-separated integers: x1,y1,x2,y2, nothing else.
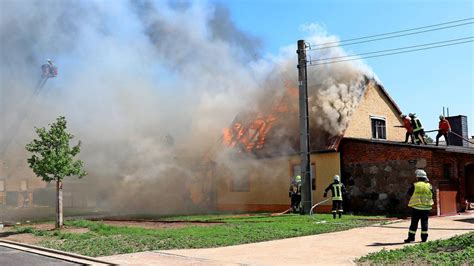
26,116,86,228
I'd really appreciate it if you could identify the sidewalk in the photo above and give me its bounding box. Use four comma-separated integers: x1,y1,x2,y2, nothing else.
101,213,474,265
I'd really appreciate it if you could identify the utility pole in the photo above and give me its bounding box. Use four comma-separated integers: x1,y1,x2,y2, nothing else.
297,40,312,214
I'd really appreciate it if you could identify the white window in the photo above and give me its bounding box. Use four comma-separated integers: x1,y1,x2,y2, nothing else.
371,116,387,139
20,180,28,191
0,180,4,191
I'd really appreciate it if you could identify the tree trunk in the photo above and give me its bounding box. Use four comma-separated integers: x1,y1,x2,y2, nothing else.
56,180,63,229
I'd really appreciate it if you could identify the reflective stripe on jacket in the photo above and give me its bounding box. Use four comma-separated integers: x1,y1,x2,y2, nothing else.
332,183,343,200
412,118,423,132
408,181,434,210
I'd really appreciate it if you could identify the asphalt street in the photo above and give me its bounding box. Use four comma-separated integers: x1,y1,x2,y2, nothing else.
0,246,79,266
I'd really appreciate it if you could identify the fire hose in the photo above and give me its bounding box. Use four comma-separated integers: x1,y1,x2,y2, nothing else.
424,129,474,144
309,198,330,217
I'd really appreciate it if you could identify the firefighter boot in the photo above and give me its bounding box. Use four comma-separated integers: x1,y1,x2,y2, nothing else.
421,234,428,242
404,233,415,243
332,212,337,219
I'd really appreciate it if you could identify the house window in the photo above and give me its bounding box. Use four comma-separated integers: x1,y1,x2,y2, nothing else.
231,171,249,192
0,180,4,191
371,117,386,139
292,164,316,190
443,164,452,179
20,180,28,191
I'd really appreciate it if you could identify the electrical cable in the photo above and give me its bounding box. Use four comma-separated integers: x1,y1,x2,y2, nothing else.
307,39,473,66
312,36,473,62
307,19,473,51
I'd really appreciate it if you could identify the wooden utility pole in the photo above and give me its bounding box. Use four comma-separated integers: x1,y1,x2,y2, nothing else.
297,40,312,214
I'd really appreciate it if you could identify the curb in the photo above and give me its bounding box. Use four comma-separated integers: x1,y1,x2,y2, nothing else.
0,239,115,265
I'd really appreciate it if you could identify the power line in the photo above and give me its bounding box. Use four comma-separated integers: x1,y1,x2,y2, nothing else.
307,39,473,66
309,17,473,47
313,37,474,62
307,19,473,51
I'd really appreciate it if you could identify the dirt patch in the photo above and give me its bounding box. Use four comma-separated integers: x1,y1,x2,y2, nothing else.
102,220,219,229
0,228,42,245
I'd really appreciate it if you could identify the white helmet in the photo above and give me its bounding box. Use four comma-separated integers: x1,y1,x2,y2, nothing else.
333,175,340,182
415,169,428,180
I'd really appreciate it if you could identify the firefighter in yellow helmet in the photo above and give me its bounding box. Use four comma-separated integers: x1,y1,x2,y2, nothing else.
289,175,302,213
404,169,434,243
324,175,346,219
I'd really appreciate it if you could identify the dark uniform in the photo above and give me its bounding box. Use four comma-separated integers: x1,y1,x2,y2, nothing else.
289,176,301,213
410,114,426,145
324,176,346,219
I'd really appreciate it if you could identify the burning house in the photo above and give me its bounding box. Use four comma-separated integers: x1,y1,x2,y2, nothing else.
212,78,473,215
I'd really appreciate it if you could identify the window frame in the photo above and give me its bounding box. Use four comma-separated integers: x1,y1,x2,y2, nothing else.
370,115,387,140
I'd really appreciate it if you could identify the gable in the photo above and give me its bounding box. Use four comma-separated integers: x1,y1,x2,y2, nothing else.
344,81,405,141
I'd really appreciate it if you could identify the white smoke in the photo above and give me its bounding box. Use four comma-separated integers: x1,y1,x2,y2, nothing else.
0,0,373,215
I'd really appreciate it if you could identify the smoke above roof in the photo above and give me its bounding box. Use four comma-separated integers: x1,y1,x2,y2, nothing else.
0,1,373,215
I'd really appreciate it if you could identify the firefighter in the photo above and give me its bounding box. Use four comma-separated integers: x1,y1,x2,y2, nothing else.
436,115,451,146
324,175,346,219
409,113,426,145
399,114,415,144
404,169,434,243
289,175,302,213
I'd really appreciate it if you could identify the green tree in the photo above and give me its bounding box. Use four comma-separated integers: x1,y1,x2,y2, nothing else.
26,116,86,228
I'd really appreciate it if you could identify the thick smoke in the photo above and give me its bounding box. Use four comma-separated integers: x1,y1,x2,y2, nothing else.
0,1,372,216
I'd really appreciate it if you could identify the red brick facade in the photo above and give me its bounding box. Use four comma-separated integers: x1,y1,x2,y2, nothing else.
339,138,474,214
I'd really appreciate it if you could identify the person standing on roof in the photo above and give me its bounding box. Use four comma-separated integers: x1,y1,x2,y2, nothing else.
324,175,346,219
436,115,451,146
409,113,426,145
399,114,415,144
404,169,434,243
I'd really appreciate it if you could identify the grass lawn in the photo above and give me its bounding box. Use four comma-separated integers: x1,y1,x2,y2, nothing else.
357,231,474,265
10,213,382,257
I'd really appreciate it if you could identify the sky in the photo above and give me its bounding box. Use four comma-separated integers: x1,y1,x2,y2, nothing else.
220,0,474,138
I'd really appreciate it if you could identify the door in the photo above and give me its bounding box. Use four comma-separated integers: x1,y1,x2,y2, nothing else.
439,184,458,215
465,164,474,201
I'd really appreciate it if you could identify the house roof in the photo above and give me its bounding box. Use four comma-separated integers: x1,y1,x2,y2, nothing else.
342,137,474,155
221,77,404,156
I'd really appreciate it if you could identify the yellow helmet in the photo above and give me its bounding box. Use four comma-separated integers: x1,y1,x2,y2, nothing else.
295,175,301,182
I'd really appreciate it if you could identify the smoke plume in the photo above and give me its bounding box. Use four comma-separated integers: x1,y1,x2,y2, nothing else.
0,1,372,216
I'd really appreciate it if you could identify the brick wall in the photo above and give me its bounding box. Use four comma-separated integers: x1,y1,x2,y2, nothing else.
340,138,474,214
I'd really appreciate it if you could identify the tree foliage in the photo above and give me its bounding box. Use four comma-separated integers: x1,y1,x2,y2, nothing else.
26,116,86,182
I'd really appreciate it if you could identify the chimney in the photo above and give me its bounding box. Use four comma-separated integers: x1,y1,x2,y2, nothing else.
446,115,469,147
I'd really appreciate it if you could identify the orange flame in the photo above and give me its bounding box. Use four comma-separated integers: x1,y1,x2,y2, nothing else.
222,81,298,152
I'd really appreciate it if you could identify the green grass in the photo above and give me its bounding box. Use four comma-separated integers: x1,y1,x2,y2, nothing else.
357,232,474,265
9,213,381,257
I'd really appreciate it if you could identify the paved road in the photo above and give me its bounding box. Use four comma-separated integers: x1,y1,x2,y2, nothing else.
0,246,79,266
101,213,474,265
